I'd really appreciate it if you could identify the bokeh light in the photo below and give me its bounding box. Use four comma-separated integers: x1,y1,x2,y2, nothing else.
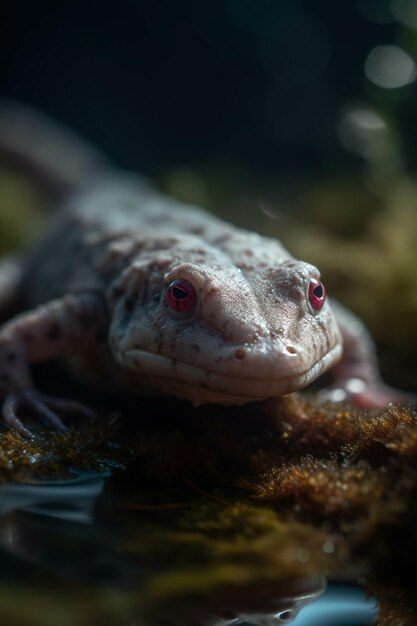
391,0,417,30
339,108,386,157
364,45,416,88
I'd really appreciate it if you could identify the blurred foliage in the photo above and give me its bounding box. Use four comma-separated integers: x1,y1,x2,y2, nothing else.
0,166,43,253
281,177,417,391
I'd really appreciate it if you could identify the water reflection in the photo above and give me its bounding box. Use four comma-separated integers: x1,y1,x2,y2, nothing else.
0,471,108,521
288,585,378,626
0,473,375,626
0,473,120,585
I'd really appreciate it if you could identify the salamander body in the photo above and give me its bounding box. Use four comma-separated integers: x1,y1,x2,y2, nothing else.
0,103,410,435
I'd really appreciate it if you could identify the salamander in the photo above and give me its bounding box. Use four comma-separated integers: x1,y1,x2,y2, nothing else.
0,101,412,436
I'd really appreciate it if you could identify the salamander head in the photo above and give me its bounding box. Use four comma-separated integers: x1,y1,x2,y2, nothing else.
108,255,342,404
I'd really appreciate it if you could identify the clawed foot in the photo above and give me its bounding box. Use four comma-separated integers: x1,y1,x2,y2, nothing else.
319,377,417,409
2,389,96,437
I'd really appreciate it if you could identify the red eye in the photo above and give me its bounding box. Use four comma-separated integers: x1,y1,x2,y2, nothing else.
166,279,197,314
308,278,326,311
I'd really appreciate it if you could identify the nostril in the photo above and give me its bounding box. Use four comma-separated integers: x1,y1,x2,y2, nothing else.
285,345,297,355
234,348,246,360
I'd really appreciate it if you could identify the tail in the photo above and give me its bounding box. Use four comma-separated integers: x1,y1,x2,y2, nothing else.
0,100,110,196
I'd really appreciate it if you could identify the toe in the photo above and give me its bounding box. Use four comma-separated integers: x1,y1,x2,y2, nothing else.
23,390,67,431
2,394,34,438
39,394,97,421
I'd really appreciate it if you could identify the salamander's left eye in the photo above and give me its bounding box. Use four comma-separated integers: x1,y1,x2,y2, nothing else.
166,279,197,314
308,277,326,311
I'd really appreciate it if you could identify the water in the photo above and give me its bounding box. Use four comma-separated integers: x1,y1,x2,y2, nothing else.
288,586,378,626
0,471,379,626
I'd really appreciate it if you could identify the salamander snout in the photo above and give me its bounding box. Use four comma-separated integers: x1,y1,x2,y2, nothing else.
227,340,309,383
234,344,298,360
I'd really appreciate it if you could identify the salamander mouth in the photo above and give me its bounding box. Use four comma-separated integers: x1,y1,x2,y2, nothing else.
122,343,342,400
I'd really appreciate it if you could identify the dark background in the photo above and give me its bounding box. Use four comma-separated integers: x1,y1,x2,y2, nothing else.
1,0,415,179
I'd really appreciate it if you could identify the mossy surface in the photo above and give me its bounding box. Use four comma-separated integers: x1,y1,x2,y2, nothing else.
0,416,124,482
0,395,416,622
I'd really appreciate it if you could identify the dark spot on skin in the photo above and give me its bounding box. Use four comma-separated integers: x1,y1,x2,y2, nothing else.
244,249,253,256
192,343,201,353
188,247,208,256
190,226,205,236
153,293,161,304
215,233,232,243
234,349,246,360
106,247,121,260
207,287,218,296
46,322,61,340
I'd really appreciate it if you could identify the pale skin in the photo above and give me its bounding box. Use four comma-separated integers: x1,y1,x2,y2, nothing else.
0,103,413,436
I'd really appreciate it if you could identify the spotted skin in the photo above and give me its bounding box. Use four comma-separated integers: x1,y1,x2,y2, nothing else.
0,104,413,435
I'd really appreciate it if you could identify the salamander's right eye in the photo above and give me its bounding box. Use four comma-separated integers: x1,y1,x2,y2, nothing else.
166,279,197,314
308,277,326,311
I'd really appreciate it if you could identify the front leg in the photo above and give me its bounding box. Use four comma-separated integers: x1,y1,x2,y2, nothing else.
0,292,108,436
324,300,415,408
